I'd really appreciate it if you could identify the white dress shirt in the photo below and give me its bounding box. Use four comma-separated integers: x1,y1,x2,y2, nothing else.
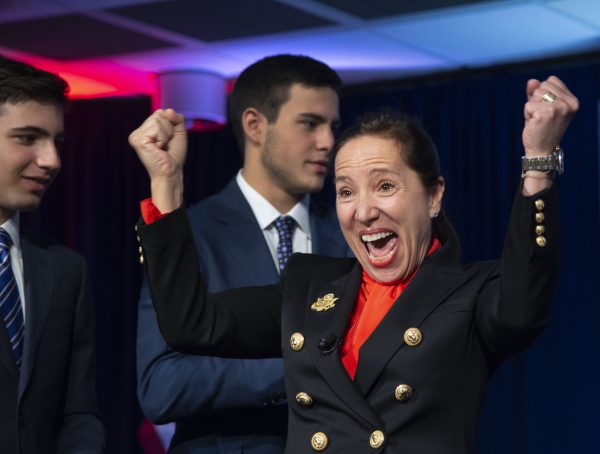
236,170,311,273
1,213,26,320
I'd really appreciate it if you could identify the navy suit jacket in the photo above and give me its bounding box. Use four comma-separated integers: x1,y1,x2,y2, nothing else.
137,178,350,453
0,230,104,454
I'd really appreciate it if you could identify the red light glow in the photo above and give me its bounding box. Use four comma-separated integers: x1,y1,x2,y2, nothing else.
57,72,118,98
0,50,156,99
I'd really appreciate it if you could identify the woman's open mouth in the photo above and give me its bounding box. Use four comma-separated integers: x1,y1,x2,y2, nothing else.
361,230,399,267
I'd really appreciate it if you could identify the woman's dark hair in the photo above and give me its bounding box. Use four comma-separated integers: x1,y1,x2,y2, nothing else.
333,109,458,243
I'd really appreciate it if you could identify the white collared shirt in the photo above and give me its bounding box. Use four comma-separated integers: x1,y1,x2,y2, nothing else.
236,170,311,273
1,213,26,321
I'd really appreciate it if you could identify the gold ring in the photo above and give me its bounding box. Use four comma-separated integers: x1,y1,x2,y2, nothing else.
542,91,556,103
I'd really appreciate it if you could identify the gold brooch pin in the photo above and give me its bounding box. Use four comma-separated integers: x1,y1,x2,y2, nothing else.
311,293,338,311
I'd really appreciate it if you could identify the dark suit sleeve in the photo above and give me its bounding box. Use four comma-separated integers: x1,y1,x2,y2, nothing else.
136,278,286,422
55,258,105,453
476,184,559,360
138,208,283,359
136,197,350,423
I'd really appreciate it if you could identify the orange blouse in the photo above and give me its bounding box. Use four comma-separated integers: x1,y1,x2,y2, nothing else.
340,238,441,379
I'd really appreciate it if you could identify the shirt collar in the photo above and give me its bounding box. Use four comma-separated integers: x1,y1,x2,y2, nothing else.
0,212,21,253
236,170,311,235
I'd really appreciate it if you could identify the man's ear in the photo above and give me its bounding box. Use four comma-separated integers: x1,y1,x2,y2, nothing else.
242,107,266,147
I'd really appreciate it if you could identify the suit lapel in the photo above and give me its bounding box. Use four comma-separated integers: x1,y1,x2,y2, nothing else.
19,235,53,399
353,240,476,396
305,262,383,428
207,183,346,285
0,314,18,381
208,181,279,284
310,201,347,257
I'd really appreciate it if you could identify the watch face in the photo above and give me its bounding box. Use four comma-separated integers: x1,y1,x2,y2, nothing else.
555,147,564,175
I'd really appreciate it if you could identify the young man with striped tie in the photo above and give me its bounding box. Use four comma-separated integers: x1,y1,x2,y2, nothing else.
0,56,104,454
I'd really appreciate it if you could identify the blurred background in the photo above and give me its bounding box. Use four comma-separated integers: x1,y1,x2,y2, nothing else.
1,0,599,452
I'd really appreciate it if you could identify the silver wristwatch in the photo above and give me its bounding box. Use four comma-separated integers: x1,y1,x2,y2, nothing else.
521,146,564,178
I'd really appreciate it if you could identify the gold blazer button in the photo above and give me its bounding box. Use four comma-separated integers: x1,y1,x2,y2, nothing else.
536,236,547,247
534,199,545,211
535,212,545,224
394,384,413,402
535,225,545,236
403,327,422,346
290,332,305,351
369,430,385,448
311,432,328,451
295,392,314,407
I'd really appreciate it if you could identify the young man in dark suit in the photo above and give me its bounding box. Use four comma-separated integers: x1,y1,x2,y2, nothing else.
133,55,350,453
0,56,105,454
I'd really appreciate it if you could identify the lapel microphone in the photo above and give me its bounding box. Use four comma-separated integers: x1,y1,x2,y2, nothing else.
319,333,342,354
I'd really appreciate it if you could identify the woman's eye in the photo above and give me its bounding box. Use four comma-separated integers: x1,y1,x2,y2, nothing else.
380,181,394,191
337,189,352,198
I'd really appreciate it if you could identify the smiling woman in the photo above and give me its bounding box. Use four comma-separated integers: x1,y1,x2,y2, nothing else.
333,111,448,284
135,76,578,453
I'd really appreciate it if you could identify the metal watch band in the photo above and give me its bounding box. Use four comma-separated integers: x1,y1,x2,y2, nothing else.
521,146,564,178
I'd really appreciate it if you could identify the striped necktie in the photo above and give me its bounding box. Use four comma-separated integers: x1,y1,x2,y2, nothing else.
274,216,296,273
0,228,25,371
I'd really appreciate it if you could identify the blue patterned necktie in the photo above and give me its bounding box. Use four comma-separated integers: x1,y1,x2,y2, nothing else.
274,216,296,273
0,228,25,371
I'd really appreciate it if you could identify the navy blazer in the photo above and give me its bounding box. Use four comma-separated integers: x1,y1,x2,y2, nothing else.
0,230,104,454
139,185,558,453
136,178,349,453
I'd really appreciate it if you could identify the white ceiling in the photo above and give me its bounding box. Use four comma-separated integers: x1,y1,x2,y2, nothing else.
1,0,599,90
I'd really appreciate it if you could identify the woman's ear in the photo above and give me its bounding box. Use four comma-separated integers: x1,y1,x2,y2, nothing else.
429,176,445,218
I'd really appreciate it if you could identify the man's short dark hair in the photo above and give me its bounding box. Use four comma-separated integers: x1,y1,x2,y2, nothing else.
0,55,69,108
228,54,341,149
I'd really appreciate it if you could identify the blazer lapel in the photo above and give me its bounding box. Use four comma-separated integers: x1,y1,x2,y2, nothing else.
18,235,53,399
208,181,279,284
0,315,18,381
310,201,348,257
354,240,477,396
305,262,383,428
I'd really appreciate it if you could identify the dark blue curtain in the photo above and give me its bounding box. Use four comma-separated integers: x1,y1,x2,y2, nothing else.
21,58,600,453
